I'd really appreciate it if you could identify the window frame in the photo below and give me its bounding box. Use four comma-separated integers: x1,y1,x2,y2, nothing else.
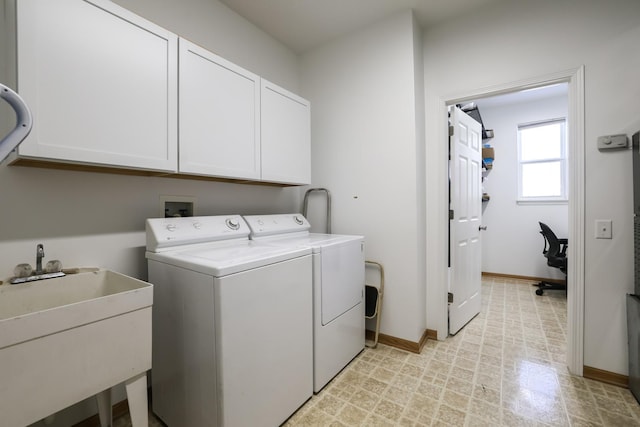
516,117,568,204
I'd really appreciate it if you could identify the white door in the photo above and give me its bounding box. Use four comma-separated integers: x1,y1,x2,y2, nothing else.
449,106,483,335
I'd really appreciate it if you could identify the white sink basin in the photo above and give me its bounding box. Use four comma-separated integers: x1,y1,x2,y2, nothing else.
0,269,152,348
0,269,153,427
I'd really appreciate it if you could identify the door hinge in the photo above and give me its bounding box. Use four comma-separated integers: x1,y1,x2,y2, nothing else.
449,209,454,220
448,292,453,303
449,125,454,137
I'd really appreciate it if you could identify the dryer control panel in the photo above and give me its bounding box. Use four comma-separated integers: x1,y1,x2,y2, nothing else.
243,213,311,238
146,215,249,252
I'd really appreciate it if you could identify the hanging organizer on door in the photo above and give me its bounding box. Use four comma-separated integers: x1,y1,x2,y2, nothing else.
365,260,384,348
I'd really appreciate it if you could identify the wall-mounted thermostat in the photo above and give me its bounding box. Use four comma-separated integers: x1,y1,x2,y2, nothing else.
597,134,628,150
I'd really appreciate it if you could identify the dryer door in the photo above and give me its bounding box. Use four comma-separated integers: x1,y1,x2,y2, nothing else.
320,239,364,325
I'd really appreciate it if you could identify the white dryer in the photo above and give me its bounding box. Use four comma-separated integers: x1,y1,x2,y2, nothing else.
145,215,313,427
243,213,365,392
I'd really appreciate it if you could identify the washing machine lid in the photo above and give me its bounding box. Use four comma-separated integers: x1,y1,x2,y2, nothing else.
146,239,311,277
146,215,310,276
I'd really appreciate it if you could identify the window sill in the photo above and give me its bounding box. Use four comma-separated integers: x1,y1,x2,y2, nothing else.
516,198,568,206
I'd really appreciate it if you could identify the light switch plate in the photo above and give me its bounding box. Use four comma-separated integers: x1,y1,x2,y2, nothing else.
595,219,612,239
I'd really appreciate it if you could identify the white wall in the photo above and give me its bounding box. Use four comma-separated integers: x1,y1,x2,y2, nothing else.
480,95,569,279
300,10,427,343
1,1,301,425
424,0,640,375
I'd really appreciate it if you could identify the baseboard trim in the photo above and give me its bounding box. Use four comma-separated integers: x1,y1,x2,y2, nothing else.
426,328,438,340
418,329,429,352
482,271,565,285
583,365,628,388
366,329,430,354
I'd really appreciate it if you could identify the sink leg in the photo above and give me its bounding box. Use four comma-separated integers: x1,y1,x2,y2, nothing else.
96,388,112,427
125,372,149,427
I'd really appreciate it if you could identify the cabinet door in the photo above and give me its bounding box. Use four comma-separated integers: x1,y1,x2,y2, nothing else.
178,38,261,180
261,80,311,185
16,0,178,172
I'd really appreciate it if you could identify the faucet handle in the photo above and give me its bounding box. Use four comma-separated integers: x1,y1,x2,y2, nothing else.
45,260,63,273
14,263,33,278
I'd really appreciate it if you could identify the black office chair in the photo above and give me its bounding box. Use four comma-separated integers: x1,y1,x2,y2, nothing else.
535,222,568,295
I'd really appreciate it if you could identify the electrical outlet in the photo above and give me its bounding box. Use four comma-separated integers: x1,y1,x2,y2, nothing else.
595,219,612,239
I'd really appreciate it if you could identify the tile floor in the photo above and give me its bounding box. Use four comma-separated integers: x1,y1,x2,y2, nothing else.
120,277,640,426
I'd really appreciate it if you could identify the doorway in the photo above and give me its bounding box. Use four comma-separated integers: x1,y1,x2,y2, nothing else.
451,84,570,346
432,67,585,376
472,84,569,284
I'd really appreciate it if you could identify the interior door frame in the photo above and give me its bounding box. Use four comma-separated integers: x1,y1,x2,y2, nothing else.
432,67,585,375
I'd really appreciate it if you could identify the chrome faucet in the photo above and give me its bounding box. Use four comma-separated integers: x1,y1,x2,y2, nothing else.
9,243,65,284
35,243,45,275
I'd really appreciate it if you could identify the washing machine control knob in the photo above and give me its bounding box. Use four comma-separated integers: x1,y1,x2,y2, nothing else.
294,215,304,225
166,224,177,232
226,218,240,230
192,222,202,229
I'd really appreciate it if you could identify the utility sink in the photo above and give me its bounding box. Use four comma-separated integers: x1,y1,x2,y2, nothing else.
0,269,153,427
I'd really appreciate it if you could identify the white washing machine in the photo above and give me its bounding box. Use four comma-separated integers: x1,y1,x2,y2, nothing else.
243,213,365,392
145,215,313,427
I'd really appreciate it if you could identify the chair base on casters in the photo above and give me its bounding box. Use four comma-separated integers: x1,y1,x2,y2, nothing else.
534,280,566,296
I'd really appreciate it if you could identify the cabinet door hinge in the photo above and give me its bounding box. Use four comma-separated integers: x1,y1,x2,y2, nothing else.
449,209,454,220
449,125,454,137
448,292,454,303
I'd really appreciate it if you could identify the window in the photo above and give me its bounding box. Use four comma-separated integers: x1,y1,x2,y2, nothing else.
517,118,567,203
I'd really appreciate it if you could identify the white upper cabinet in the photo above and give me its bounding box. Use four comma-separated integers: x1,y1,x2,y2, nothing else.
10,0,310,185
15,0,178,172
178,39,261,180
261,80,311,185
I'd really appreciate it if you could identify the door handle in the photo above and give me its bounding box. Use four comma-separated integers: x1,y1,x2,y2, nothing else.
479,226,487,231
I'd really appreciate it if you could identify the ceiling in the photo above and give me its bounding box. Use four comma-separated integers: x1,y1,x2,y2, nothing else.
218,0,563,107
473,83,569,109
219,0,503,54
